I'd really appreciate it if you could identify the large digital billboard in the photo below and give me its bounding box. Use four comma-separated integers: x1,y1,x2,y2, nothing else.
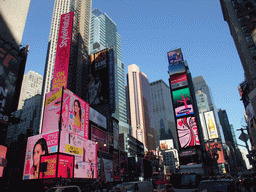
177,116,200,148
120,150,128,175
88,49,115,112
0,145,7,177
52,12,74,91
204,111,219,139
199,113,209,141
89,107,106,129
172,87,194,117
167,48,183,65
97,158,113,182
59,131,97,178
113,150,119,181
91,125,108,153
168,62,186,75
205,143,225,164
23,131,59,180
160,139,174,150
169,72,188,90
42,88,89,140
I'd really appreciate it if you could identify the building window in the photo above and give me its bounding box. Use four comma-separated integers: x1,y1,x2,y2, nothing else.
245,35,253,43
249,45,256,54
242,26,248,33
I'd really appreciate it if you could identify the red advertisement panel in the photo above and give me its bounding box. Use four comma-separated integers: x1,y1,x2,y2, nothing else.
177,116,200,148
52,12,74,91
57,154,74,178
39,154,57,179
23,131,59,180
169,72,188,89
206,143,225,164
42,88,89,140
113,150,119,181
91,125,108,153
120,150,128,175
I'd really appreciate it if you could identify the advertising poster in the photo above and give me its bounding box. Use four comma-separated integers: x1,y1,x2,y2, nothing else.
160,139,174,150
91,125,108,153
57,154,74,178
0,145,7,177
42,88,89,140
172,87,194,117
0,44,20,126
59,130,97,178
113,150,120,181
169,72,188,90
199,113,209,141
23,131,59,180
120,150,128,175
204,111,219,139
206,143,225,164
89,107,106,129
168,62,186,75
177,116,200,148
52,12,74,91
98,158,113,182
39,154,58,179
167,48,183,65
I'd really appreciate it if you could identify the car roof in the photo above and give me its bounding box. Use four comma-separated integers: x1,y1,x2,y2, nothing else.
200,179,233,183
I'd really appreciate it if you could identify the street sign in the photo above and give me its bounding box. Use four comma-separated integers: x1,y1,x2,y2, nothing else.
239,132,250,143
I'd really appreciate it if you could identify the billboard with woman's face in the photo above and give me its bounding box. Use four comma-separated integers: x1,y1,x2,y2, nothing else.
42,88,89,140
23,131,59,180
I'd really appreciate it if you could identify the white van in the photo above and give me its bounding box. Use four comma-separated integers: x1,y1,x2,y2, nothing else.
116,181,153,192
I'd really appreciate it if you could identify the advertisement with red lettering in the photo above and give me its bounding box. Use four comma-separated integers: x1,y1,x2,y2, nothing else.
23,131,59,180
52,12,74,91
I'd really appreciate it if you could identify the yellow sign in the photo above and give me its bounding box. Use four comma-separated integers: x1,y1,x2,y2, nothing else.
65,144,82,155
45,89,62,106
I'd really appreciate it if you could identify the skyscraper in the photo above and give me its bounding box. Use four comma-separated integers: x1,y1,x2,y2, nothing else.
90,8,129,132
18,71,43,110
40,0,92,132
150,79,178,149
127,64,155,151
0,0,31,47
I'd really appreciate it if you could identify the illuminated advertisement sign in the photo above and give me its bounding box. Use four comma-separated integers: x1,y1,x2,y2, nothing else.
89,107,106,129
89,49,115,112
120,150,128,175
59,131,97,178
23,131,59,180
168,62,186,75
113,150,120,181
98,158,113,182
52,12,74,90
160,139,174,150
206,143,225,164
0,145,7,177
91,125,108,153
199,113,209,141
169,72,188,89
172,87,194,117
252,28,256,45
204,111,219,139
177,116,200,148
39,154,58,179
167,48,183,65
42,88,89,140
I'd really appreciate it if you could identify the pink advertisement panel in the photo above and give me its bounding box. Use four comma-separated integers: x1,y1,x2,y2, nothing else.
52,12,74,91
23,131,59,180
177,116,200,148
42,88,89,140
57,154,74,178
91,125,108,153
59,130,97,178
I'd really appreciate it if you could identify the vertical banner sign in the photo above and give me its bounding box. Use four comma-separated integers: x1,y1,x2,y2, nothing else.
108,48,115,113
52,12,74,91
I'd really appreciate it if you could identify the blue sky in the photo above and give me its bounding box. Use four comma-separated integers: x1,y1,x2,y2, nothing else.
21,0,251,168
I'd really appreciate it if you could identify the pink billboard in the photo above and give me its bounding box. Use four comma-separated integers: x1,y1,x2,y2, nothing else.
59,130,97,178
42,88,89,140
52,12,74,91
23,131,59,180
0,145,7,177
177,116,200,148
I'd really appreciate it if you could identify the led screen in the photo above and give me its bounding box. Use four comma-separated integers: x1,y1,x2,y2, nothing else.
167,48,183,65
172,87,194,117
177,116,200,148
160,139,174,150
23,131,59,180
42,88,89,140
0,145,7,177
97,158,113,182
91,125,108,153
168,62,186,75
204,111,219,139
52,12,74,90
205,143,225,164
169,72,188,90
